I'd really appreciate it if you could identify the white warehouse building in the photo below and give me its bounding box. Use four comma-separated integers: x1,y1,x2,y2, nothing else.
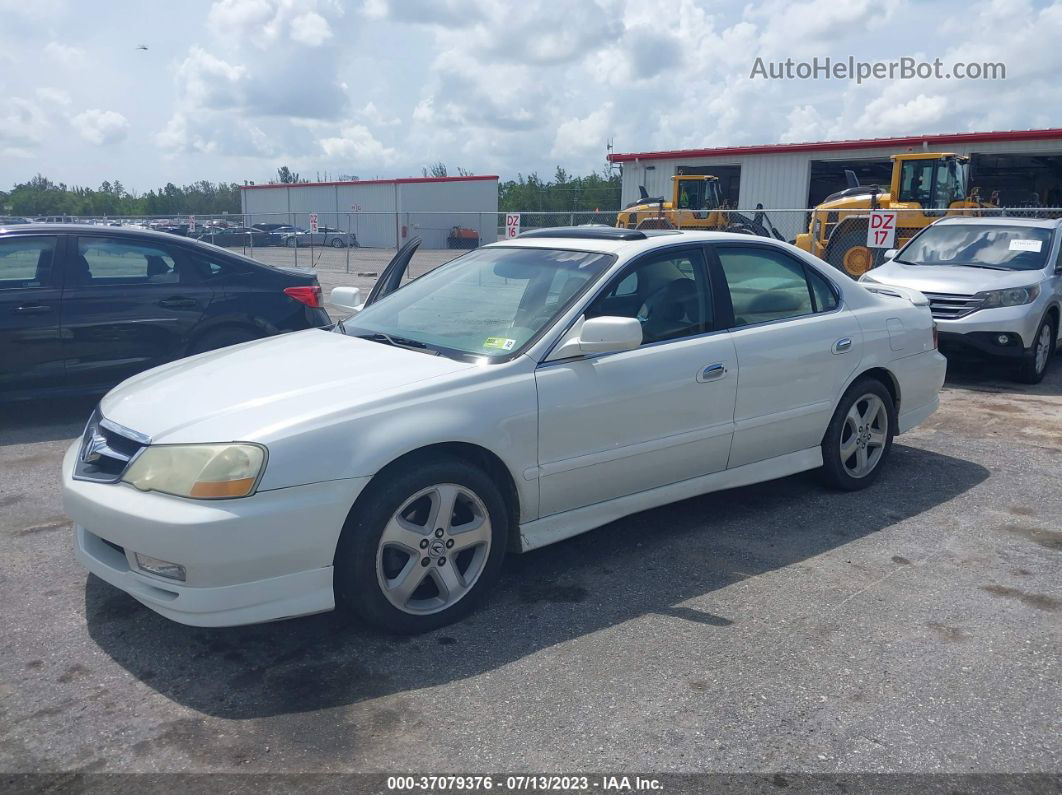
240,175,499,249
608,128,1062,240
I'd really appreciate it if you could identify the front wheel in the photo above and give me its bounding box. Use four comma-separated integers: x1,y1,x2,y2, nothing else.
819,378,896,490
330,238,345,248
1015,315,1057,384
334,456,509,634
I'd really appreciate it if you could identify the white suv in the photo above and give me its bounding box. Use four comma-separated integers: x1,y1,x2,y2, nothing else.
64,228,945,633
860,217,1062,383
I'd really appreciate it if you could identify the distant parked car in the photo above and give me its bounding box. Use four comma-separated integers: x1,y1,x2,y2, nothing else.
0,224,330,400
277,226,359,248
196,227,275,247
0,216,33,226
861,217,1062,383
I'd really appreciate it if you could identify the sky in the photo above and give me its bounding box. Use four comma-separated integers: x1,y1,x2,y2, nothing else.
2,0,1061,193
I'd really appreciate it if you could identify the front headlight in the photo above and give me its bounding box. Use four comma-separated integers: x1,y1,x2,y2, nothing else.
975,285,1040,308
122,443,266,499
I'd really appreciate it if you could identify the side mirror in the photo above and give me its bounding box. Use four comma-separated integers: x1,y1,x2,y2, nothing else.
884,249,898,261
329,286,363,314
549,316,642,360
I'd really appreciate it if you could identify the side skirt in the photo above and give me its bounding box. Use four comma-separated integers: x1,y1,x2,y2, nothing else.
517,447,823,552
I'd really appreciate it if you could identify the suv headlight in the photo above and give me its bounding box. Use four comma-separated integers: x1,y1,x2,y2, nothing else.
975,285,1040,308
122,443,266,499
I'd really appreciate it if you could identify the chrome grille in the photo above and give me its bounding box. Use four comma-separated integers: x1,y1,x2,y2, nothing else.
921,292,984,320
73,409,150,483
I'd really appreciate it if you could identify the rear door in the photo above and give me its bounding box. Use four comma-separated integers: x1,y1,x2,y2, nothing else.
60,235,214,390
0,233,65,394
709,243,862,469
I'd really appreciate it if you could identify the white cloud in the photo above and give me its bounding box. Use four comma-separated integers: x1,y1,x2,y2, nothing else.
72,109,130,145
319,124,397,163
291,11,332,46
36,87,72,106
552,104,614,159
0,97,50,157
44,41,84,65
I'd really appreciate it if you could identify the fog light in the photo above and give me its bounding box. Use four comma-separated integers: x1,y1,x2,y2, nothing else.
134,553,186,581
996,334,1010,345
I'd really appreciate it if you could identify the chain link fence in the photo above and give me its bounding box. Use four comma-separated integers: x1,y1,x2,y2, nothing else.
20,206,1060,279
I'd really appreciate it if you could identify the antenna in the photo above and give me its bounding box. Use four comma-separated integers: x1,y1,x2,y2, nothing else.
606,137,620,175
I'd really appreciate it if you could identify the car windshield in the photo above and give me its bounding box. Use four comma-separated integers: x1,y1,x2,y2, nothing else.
343,246,614,358
897,224,1052,271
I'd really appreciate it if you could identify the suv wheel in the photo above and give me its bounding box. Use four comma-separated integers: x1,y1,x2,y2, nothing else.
334,456,509,634
819,377,896,490
1016,315,1056,384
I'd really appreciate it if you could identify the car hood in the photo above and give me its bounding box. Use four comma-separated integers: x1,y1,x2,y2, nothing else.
100,329,475,443
866,261,1044,295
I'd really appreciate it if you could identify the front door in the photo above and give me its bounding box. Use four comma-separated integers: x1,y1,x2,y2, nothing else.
60,235,213,391
535,246,738,517
0,234,65,396
709,243,862,469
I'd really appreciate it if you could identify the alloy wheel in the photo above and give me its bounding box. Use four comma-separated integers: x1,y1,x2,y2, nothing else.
375,483,492,615
1035,324,1051,374
840,393,888,478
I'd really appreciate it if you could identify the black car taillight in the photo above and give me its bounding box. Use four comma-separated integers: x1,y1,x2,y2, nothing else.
283,285,322,308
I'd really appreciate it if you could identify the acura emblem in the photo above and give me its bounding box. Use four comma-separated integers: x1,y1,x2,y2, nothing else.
80,421,107,464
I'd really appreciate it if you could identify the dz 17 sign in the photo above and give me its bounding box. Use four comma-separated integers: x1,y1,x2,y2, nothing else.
867,210,897,249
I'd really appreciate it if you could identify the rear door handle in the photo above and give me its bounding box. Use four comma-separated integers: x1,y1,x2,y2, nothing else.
832,337,852,354
697,363,727,382
15,304,52,314
158,297,197,309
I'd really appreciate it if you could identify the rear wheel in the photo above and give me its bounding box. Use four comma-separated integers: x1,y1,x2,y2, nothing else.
285,237,297,248
1016,315,1056,384
820,378,896,490
334,456,509,634
330,238,345,248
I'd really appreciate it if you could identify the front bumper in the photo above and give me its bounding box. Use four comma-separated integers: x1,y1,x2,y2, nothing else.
934,303,1043,349
937,330,1027,360
63,442,368,626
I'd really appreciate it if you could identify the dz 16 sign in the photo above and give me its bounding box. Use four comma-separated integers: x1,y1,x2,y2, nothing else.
505,213,521,239
309,213,319,233
867,210,897,249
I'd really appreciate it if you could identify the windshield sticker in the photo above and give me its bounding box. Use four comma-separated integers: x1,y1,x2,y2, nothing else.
1009,239,1043,252
483,337,516,351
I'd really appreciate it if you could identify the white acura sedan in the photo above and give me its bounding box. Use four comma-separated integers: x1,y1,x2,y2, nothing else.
64,228,946,633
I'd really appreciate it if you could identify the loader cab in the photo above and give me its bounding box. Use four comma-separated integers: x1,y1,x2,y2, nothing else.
894,154,969,214
674,176,723,214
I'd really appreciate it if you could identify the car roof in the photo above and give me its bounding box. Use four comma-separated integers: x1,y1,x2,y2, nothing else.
932,216,1062,229
485,228,790,256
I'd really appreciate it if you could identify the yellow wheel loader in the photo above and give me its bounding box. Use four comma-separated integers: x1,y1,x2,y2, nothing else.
616,175,785,239
795,152,995,278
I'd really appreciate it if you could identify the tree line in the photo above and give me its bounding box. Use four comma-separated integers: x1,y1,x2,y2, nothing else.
1,166,624,218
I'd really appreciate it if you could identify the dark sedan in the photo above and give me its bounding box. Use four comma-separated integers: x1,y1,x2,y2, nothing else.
195,227,276,247
0,224,331,400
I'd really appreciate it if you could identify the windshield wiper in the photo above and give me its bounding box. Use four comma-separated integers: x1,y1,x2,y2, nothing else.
355,331,440,355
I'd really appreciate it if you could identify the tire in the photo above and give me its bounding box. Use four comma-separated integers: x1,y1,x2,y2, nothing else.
1015,314,1057,384
189,326,261,355
334,455,510,634
285,237,296,248
330,238,345,248
819,377,896,491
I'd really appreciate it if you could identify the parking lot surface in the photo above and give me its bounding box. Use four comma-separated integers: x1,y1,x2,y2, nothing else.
0,258,1059,776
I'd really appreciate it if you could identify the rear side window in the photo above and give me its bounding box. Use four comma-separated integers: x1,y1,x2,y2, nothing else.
715,246,836,327
0,236,57,289
75,238,179,286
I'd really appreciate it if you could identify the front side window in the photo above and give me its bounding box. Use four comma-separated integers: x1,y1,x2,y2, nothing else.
344,247,613,358
0,236,56,289
75,238,179,285
587,249,710,345
896,224,1052,272
716,247,818,327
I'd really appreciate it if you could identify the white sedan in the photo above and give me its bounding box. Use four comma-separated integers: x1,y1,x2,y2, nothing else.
63,228,946,633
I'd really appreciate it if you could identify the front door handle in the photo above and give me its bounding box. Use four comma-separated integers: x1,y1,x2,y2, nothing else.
832,337,852,354
15,303,52,314
158,297,197,309
697,363,727,382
